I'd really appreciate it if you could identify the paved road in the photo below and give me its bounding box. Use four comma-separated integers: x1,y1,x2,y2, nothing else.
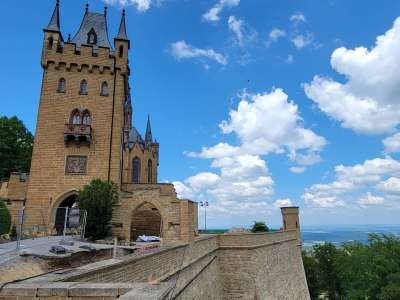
0,236,73,265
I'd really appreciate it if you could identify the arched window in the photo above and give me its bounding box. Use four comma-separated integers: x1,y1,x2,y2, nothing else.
147,159,153,183
87,28,97,45
80,80,88,95
57,78,66,92
82,110,91,125
71,110,81,125
119,45,124,58
48,37,54,50
100,82,108,96
132,157,141,183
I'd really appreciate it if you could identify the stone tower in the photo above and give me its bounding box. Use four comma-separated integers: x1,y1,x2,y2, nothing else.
24,1,132,228
281,206,301,241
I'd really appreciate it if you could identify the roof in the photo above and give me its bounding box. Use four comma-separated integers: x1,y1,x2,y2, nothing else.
45,0,61,33
72,12,112,49
128,127,144,149
116,10,129,41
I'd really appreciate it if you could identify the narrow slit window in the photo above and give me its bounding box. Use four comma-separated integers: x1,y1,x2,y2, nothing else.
119,45,124,58
100,82,109,96
57,78,66,92
147,159,153,183
80,80,88,95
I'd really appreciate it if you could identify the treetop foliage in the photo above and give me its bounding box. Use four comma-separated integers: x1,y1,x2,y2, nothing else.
303,234,400,300
251,221,269,233
0,116,33,181
77,178,118,240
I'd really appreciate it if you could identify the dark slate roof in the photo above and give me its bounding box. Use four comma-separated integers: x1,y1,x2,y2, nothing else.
45,0,61,32
116,10,129,41
72,12,112,49
128,127,144,149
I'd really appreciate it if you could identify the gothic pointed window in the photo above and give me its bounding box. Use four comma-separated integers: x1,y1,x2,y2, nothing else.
82,110,91,125
147,159,153,183
132,157,141,183
87,28,97,45
71,109,81,125
80,80,88,95
119,45,124,58
100,82,108,96
57,78,66,93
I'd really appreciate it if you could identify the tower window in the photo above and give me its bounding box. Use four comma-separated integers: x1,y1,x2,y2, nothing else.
71,109,81,125
147,159,153,183
119,45,124,58
87,28,97,45
48,37,54,50
80,80,88,95
57,78,66,93
100,82,109,96
132,157,141,183
82,110,91,125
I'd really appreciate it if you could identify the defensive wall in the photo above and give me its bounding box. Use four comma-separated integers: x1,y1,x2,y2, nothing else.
0,208,310,300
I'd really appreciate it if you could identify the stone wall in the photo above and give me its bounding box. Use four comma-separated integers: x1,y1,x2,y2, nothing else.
15,230,309,299
218,231,309,300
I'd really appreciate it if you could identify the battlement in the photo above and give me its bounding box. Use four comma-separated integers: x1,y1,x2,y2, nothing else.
41,43,125,74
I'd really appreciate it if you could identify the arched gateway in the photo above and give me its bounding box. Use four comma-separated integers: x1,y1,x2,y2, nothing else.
130,202,162,241
50,191,78,235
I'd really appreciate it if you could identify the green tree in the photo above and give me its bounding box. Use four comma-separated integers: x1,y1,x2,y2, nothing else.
302,250,321,300
0,116,33,181
251,221,269,233
77,179,118,240
0,200,11,235
313,243,343,299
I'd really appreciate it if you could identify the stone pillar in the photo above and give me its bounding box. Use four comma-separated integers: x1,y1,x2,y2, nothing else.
281,206,301,241
180,200,194,243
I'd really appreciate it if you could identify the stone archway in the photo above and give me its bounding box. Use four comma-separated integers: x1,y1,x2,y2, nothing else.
130,202,163,241
49,190,78,235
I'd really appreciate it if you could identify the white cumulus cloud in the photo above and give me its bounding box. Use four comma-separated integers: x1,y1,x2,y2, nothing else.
274,198,294,208
202,0,240,22
170,40,227,66
303,157,400,208
383,133,400,153
103,0,155,12
290,12,307,24
358,193,385,208
291,33,314,49
265,28,286,47
304,17,400,134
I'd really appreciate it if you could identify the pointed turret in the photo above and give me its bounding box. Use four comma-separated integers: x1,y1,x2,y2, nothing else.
45,0,61,33
115,9,130,49
117,9,129,40
145,115,153,145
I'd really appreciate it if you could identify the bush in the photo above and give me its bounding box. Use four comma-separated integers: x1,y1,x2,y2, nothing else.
77,179,118,240
251,221,269,233
0,199,11,235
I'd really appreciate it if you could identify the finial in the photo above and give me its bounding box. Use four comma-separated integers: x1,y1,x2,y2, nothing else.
56,0,60,7
104,6,108,16
85,3,89,13
67,34,71,42
122,9,126,16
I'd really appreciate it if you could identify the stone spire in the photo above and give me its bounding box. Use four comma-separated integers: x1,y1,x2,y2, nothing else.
145,115,153,144
116,9,129,41
45,0,61,32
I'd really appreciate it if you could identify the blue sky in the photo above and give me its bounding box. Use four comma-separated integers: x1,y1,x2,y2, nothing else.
2,0,400,228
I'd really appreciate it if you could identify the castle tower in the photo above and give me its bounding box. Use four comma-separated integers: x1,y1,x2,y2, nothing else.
24,2,131,229
281,206,301,241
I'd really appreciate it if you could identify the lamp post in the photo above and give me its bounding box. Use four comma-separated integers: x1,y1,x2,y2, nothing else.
200,201,209,231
